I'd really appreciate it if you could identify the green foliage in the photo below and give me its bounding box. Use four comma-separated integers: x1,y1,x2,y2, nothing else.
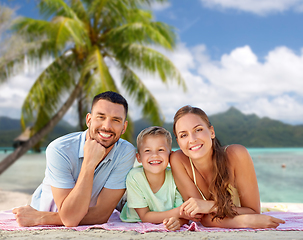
210,107,303,147
1,108,303,148
0,0,185,142
132,107,303,148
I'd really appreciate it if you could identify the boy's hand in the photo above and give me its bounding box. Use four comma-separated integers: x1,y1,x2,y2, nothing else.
163,217,181,231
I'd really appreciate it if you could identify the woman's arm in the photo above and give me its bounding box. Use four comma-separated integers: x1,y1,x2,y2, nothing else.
201,213,285,229
170,151,204,201
171,146,284,229
226,144,261,214
170,151,216,215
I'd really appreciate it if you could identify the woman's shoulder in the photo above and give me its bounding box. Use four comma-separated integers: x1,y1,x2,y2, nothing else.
225,144,252,166
170,150,192,170
225,144,248,154
170,149,189,163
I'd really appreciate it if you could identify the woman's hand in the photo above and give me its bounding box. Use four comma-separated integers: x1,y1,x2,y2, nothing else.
242,214,285,229
180,197,215,217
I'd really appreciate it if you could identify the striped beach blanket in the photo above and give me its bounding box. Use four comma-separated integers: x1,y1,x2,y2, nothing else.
1,209,303,232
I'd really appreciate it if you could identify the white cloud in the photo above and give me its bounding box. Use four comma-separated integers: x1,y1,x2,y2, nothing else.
150,2,171,11
132,44,303,125
1,44,303,125
200,0,303,15
0,57,53,119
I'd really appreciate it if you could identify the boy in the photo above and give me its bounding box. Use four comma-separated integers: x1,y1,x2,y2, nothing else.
120,126,187,231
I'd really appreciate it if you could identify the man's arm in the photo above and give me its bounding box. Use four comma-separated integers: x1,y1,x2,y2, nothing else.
79,187,125,225
50,137,106,227
13,187,124,227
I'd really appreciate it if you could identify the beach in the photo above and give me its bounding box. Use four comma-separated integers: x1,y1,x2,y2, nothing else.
1,227,303,240
1,190,303,240
1,149,303,239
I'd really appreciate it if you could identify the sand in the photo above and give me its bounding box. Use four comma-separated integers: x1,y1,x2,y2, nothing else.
0,190,302,240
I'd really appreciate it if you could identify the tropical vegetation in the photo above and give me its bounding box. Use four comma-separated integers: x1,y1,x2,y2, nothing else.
0,0,186,174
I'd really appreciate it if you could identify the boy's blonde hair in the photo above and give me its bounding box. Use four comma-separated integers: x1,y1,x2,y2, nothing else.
136,126,172,153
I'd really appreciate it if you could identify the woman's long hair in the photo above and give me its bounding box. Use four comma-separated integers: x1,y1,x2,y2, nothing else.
173,105,238,220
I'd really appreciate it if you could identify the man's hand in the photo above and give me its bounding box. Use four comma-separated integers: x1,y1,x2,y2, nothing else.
84,137,106,169
12,205,61,227
13,205,41,227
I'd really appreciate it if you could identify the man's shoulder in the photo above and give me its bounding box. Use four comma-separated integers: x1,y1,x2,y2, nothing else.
117,138,135,149
114,138,136,155
48,131,84,151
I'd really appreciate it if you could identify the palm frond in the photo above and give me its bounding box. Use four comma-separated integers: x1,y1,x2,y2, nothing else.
38,0,80,20
21,53,76,130
114,44,186,91
68,0,90,24
81,46,118,98
51,15,91,51
121,65,164,125
104,21,175,49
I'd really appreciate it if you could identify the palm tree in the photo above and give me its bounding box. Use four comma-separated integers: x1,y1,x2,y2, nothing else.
0,0,186,174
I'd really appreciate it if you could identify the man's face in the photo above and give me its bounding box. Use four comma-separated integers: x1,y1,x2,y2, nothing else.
86,99,127,152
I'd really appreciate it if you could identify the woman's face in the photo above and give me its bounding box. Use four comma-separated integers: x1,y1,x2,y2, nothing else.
175,113,215,160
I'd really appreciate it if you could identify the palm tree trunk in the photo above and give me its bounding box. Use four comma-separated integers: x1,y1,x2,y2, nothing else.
0,83,82,175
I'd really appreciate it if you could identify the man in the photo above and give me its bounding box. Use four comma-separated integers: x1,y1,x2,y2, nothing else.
13,91,136,227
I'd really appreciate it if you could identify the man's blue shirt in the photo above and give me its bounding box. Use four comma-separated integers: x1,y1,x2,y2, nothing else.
31,130,136,212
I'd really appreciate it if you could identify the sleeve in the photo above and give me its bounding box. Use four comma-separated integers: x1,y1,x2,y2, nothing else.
104,143,136,189
125,170,148,209
45,144,75,189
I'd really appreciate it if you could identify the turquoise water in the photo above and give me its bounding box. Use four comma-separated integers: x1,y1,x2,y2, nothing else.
247,148,303,203
0,148,302,203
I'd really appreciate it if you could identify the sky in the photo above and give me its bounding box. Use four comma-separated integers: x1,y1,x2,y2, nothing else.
1,0,303,126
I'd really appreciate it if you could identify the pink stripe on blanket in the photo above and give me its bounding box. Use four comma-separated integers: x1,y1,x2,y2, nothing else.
1,209,303,232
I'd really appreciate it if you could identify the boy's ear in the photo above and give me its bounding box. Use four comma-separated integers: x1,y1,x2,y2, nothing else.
136,152,141,163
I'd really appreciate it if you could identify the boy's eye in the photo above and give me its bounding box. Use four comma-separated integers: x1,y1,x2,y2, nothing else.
144,149,150,153
159,148,164,152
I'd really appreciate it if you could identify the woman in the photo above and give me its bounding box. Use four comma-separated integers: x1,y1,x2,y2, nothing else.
170,105,284,228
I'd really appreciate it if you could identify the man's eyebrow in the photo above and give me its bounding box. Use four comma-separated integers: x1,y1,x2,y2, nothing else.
95,112,123,121
113,116,123,121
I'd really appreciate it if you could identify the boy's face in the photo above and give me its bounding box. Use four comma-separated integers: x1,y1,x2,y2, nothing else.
137,135,170,175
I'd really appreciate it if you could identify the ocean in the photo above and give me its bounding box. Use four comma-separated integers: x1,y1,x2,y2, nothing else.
0,148,302,203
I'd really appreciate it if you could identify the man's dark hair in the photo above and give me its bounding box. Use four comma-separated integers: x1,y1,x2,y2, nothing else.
92,91,128,118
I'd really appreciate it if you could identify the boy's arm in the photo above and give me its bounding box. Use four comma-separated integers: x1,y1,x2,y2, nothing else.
135,207,181,224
